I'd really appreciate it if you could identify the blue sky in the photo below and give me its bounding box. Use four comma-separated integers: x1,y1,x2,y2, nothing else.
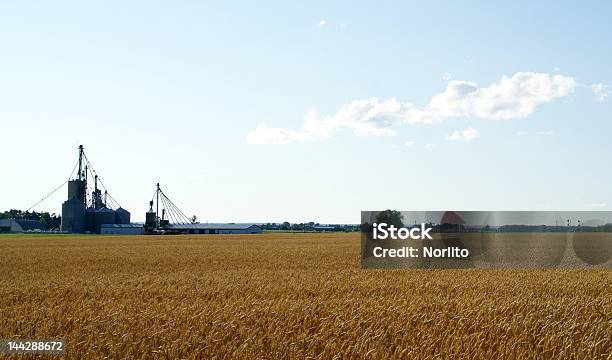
0,1,610,223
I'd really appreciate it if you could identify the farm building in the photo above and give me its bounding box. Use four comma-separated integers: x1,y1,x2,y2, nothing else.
142,184,262,235
313,225,336,232
0,219,47,233
166,223,262,234
100,224,144,235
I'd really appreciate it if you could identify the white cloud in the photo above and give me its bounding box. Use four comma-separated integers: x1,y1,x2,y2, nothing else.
591,83,609,103
443,73,453,81
425,143,435,148
317,19,327,28
553,67,561,72
445,127,479,142
247,98,404,144
340,23,347,28
426,72,576,121
247,72,578,144
405,140,415,147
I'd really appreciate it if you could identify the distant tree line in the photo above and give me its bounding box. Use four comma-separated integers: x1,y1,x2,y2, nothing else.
496,224,612,232
260,222,359,232
0,209,61,230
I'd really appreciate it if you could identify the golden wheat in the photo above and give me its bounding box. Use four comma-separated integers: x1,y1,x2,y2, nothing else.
0,233,610,359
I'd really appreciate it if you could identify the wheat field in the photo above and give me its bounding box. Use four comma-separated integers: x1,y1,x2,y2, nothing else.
0,233,610,359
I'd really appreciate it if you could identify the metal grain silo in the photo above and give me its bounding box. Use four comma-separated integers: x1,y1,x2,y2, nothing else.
145,200,157,233
61,198,86,233
115,207,131,224
93,208,116,234
67,179,86,202
85,209,95,233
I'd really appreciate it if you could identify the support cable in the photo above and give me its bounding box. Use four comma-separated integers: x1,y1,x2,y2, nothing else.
160,195,173,224
161,195,180,225
164,193,190,224
26,159,79,212
171,200,191,224
82,153,122,208
159,195,170,223
107,193,122,209
163,194,184,225
160,189,192,223
160,193,177,224
165,192,189,225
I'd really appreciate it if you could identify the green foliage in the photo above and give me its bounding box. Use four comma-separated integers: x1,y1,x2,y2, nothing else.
260,222,359,232
375,209,404,228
